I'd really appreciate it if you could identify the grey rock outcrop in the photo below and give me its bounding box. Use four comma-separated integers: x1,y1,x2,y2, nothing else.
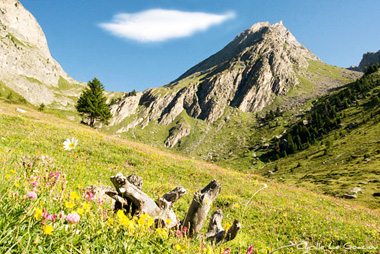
108,21,358,147
0,0,84,109
111,22,319,127
164,122,191,148
357,50,380,71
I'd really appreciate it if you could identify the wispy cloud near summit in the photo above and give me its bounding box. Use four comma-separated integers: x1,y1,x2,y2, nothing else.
99,9,235,42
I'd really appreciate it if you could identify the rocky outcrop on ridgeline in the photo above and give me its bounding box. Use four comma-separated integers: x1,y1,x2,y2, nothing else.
164,121,191,148
0,0,84,109
108,21,358,147
357,50,380,71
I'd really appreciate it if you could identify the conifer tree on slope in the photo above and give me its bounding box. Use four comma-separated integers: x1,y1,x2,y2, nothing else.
76,78,111,127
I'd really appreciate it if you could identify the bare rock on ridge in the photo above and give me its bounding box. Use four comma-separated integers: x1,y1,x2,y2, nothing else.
0,0,85,109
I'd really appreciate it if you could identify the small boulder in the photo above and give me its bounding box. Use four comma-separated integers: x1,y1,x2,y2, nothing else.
15,108,27,113
342,194,357,199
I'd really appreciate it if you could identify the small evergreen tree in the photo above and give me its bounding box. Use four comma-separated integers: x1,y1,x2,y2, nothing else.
38,103,46,112
76,78,112,127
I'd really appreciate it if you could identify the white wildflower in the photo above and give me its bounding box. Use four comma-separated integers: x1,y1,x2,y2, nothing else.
63,138,78,151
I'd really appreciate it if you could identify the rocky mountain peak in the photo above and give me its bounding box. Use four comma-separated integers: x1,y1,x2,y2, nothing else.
0,0,50,56
178,21,318,80
109,21,358,148
358,50,380,71
0,0,84,110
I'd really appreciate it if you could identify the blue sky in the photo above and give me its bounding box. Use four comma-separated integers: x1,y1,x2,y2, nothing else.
22,0,380,92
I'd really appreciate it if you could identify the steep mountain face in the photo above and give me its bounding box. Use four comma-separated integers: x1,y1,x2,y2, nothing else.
358,50,380,71
0,0,84,109
107,21,360,149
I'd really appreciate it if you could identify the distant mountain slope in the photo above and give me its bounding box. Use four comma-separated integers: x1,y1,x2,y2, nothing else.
254,67,380,208
358,50,380,71
106,21,361,150
0,0,84,111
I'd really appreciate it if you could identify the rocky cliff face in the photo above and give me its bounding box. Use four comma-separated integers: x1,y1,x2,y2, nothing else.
107,21,360,148
0,0,84,109
358,50,380,71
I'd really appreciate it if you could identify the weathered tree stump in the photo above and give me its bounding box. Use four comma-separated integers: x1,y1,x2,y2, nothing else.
206,210,241,245
183,180,221,237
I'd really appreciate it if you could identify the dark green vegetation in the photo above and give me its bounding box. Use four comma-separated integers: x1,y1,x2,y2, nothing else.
256,66,380,208
108,89,137,106
76,78,112,127
271,65,380,157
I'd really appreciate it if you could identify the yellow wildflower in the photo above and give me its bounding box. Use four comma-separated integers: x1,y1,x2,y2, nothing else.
77,208,84,216
83,202,91,212
138,217,145,226
234,203,239,208
10,170,16,174
147,216,155,227
107,218,114,227
117,209,126,219
70,191,80,201
175,244,181,251
156,228,168,239
65,201,75,209
224,222,231,231
5,174,10,179
14,183,19,187
43,225,53,235
34,208,43,220
165,219,172,225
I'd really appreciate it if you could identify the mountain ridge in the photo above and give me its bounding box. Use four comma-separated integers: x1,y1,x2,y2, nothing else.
0,0,84,112
106,21,361,150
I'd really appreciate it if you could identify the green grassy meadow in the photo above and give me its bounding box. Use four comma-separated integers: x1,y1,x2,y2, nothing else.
1,100,379,253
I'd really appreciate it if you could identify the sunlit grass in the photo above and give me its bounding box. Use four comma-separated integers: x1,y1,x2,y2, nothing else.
0,100,379,253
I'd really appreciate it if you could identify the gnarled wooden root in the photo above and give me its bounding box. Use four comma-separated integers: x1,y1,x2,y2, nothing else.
182,180,221,237
206,210,241,244
109,172,186,228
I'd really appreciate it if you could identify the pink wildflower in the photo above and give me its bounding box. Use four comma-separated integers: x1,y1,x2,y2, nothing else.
30,181,38,187
246,245,255,254
42,209,57,222
26,191,37,199
85,190,94,201
66,212,80,224
223,248,231,254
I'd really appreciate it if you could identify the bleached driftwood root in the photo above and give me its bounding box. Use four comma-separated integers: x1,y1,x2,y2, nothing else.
183,180,221,237
98,172,240,243
109,172,186,228
206,210,241,244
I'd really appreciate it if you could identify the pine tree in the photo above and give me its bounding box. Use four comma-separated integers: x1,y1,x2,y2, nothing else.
76,78,112,127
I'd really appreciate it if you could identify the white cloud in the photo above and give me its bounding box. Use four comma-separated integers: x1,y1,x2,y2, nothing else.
99,9,235,42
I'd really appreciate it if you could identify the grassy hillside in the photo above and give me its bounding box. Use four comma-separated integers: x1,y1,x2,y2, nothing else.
255,68,380,209
105,61,359,170
0,100,379,253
